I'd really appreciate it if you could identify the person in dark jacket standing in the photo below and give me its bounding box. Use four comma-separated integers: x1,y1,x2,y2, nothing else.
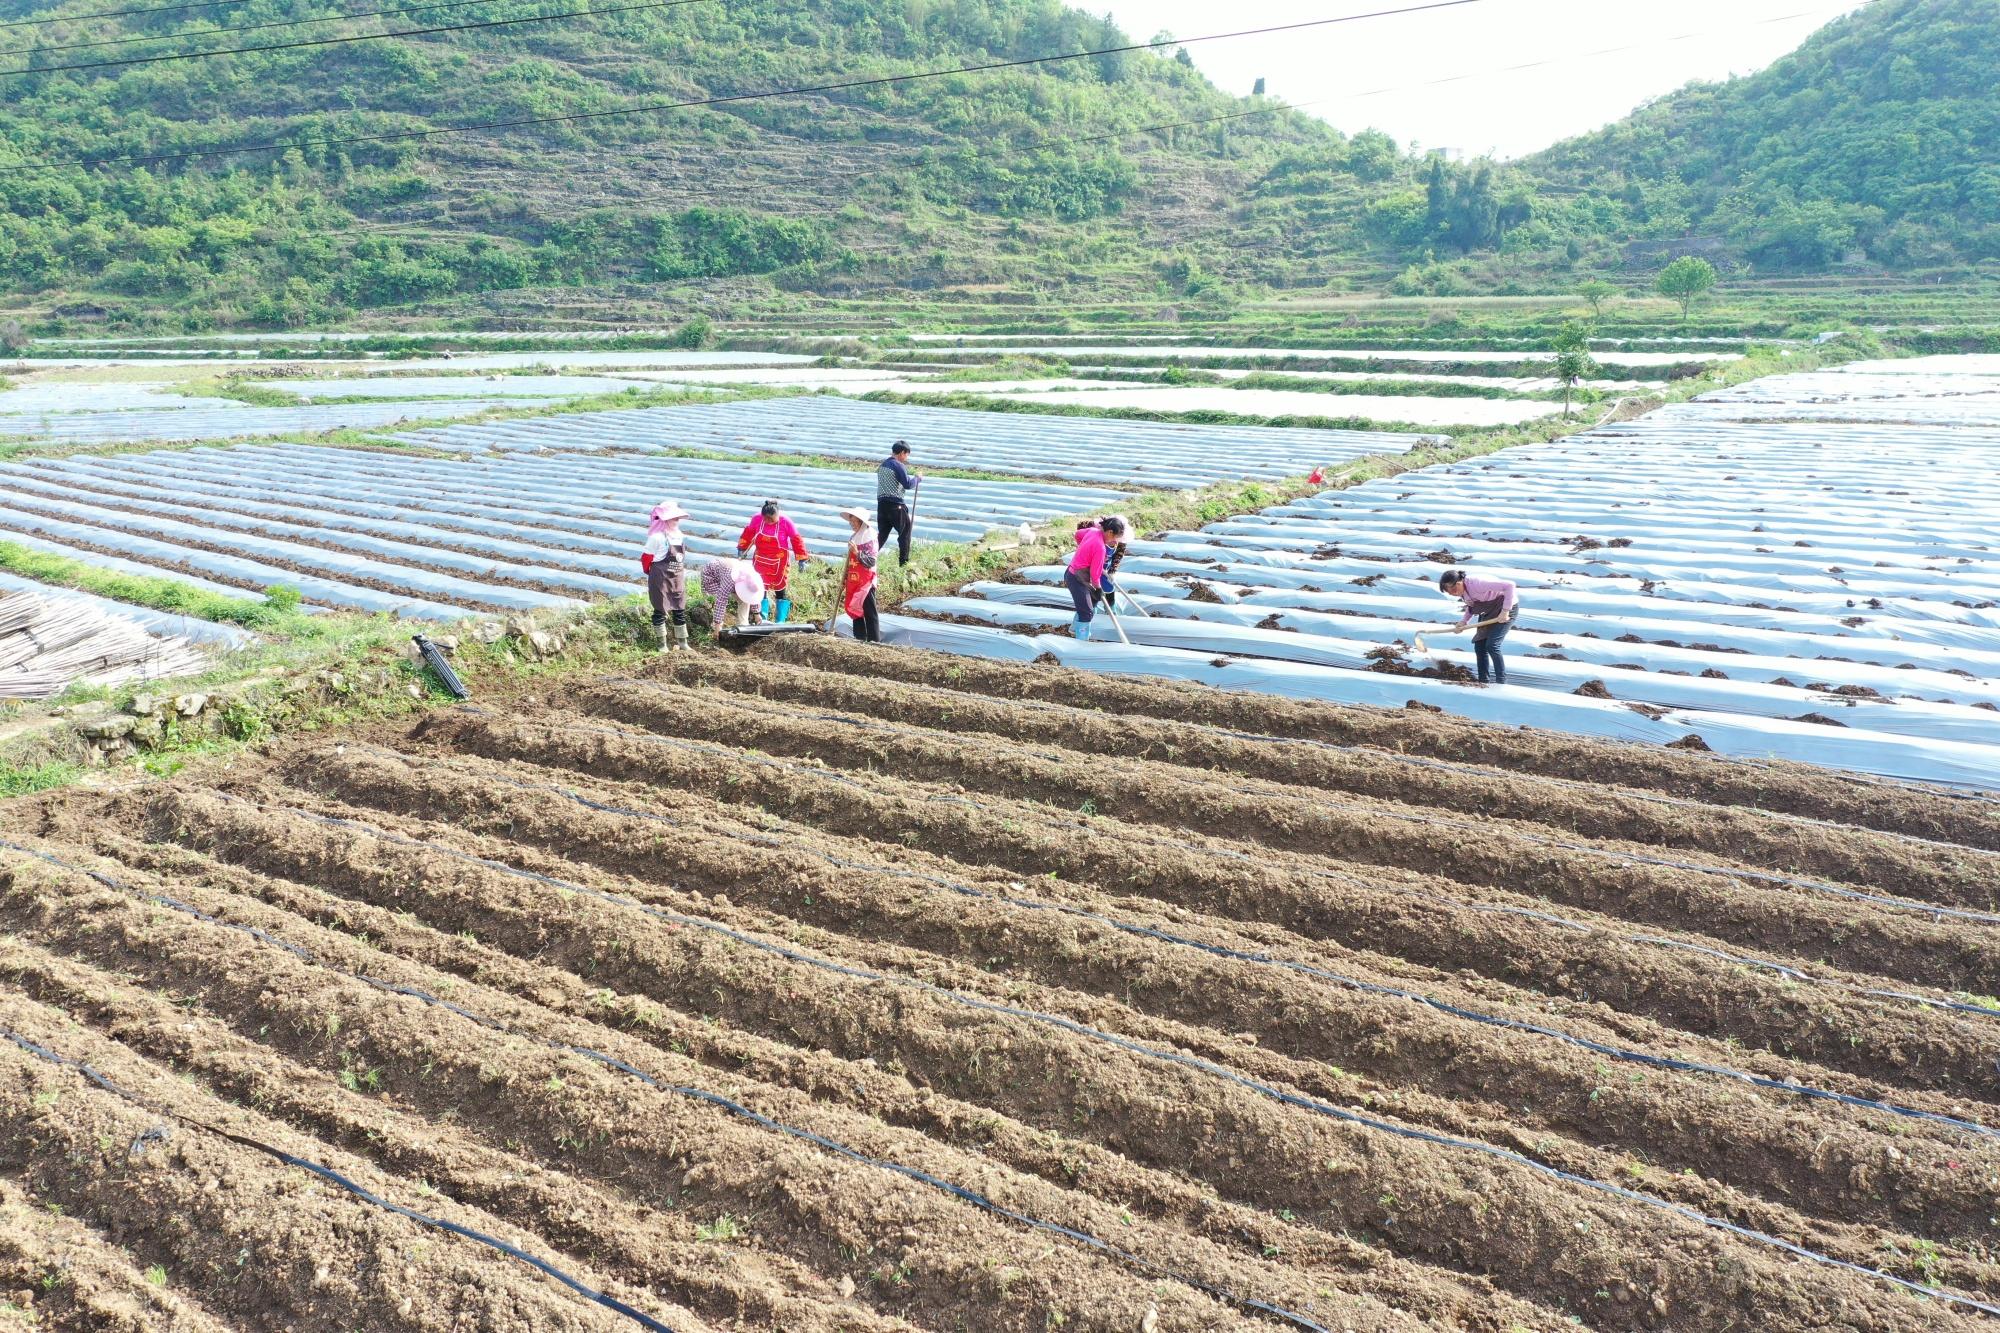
876,439,920,567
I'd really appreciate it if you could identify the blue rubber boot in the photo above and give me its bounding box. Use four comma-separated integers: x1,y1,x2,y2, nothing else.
1071,618,1091,641
774,598,791,624
759,598,772,621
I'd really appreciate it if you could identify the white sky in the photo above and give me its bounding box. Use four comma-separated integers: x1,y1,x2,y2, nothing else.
1099,0,1870,159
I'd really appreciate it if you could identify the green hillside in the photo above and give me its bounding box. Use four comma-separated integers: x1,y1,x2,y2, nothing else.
1519,0,2000,272
2,0,1993,331
0,0,1418,329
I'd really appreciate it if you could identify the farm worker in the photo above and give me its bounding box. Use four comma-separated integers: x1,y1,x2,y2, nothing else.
837,505,881,643
876,439,921,567
1439,568,1520,685
639,498,691,653
738,499,810,623
700,557,765,631
1308,467,1325,486
1097,512,1133,608
1063,515,1126,641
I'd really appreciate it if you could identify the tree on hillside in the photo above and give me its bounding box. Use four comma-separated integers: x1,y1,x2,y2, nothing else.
1577,279,1618,317
1551,321,1598,418
1655,256,1716,322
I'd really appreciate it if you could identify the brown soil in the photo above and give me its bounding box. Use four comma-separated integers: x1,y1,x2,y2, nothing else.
4,642,2000,1331
756,638,2000,854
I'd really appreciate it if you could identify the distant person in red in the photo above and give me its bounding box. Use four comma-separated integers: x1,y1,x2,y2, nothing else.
1063,515,1126,641
1308,467,1325,486
737,500,810,623
1439,568,1520,684
837,505,881,643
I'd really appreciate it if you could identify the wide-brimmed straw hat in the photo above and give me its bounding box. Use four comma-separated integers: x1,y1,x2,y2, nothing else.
836,506,871,525
651,498,691,522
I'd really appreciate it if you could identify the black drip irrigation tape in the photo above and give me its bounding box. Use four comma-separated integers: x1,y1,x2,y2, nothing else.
0,857,676,1333
728,823,2000,1133
178,792,2000,1320
0,1031,678,1333
781,699,2000,927
693,686,2000,927
355,735,2000,1141
605,678,2000,932
1201,723,2000,853
641,669,2000,856
0,834,1329,1332
455,708,2000,1031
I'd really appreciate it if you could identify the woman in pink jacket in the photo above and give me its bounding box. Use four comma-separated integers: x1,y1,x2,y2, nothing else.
737,500,810,623
1062,515,1126,641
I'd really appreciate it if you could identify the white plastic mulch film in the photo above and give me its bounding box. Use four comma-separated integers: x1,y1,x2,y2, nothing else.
900,356,2000,792
0,398,568,447
391,395,1438,489
0,438,1128,619
0,588,215,698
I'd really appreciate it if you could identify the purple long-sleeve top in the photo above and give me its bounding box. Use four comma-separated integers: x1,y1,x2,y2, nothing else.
1456,574,1518,615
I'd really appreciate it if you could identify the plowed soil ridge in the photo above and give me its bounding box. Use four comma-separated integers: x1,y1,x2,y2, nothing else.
5,640,2000,1331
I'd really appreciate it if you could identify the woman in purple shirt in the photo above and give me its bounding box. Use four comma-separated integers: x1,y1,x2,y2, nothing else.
1439,569,1520,684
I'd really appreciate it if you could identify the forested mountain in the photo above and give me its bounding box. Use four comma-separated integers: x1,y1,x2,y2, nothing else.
0,0,1369,327
1519,0,2000,271
0,0,1992,330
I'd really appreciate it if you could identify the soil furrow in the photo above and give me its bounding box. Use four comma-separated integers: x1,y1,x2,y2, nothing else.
0,931,886,1333
263,743,2000,1250
571,681,2000,920
758,635,2000,850
160,779,2000,1308
584,668,2000,1020
416,705,2000,1048
0,1172,231,1333
88,827,1563,1333
128,770,1990,1328
636,656,2000,903
4,629,1993,1330
0,838,1398,1333
0,989,660,1333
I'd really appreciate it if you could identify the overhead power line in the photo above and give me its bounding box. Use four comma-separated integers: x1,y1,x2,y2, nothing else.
4,0,502,59
1,0,708,75
0,0,242,31
1059,0,1877,151
505,0,1874,216
0,0,1484,171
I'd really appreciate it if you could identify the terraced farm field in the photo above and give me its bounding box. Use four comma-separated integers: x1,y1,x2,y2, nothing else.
6,637,2000,1331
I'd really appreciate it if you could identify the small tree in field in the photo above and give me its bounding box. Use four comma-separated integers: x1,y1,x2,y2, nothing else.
1655,256,1716,322
1577,279,1617,317
1551,320,1598,418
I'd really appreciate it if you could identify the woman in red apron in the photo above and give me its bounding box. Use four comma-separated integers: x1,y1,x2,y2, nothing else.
737,500,810,623
837,505,880,642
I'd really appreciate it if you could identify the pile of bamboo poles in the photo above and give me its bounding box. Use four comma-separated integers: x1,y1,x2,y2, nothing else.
0,591,210,699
